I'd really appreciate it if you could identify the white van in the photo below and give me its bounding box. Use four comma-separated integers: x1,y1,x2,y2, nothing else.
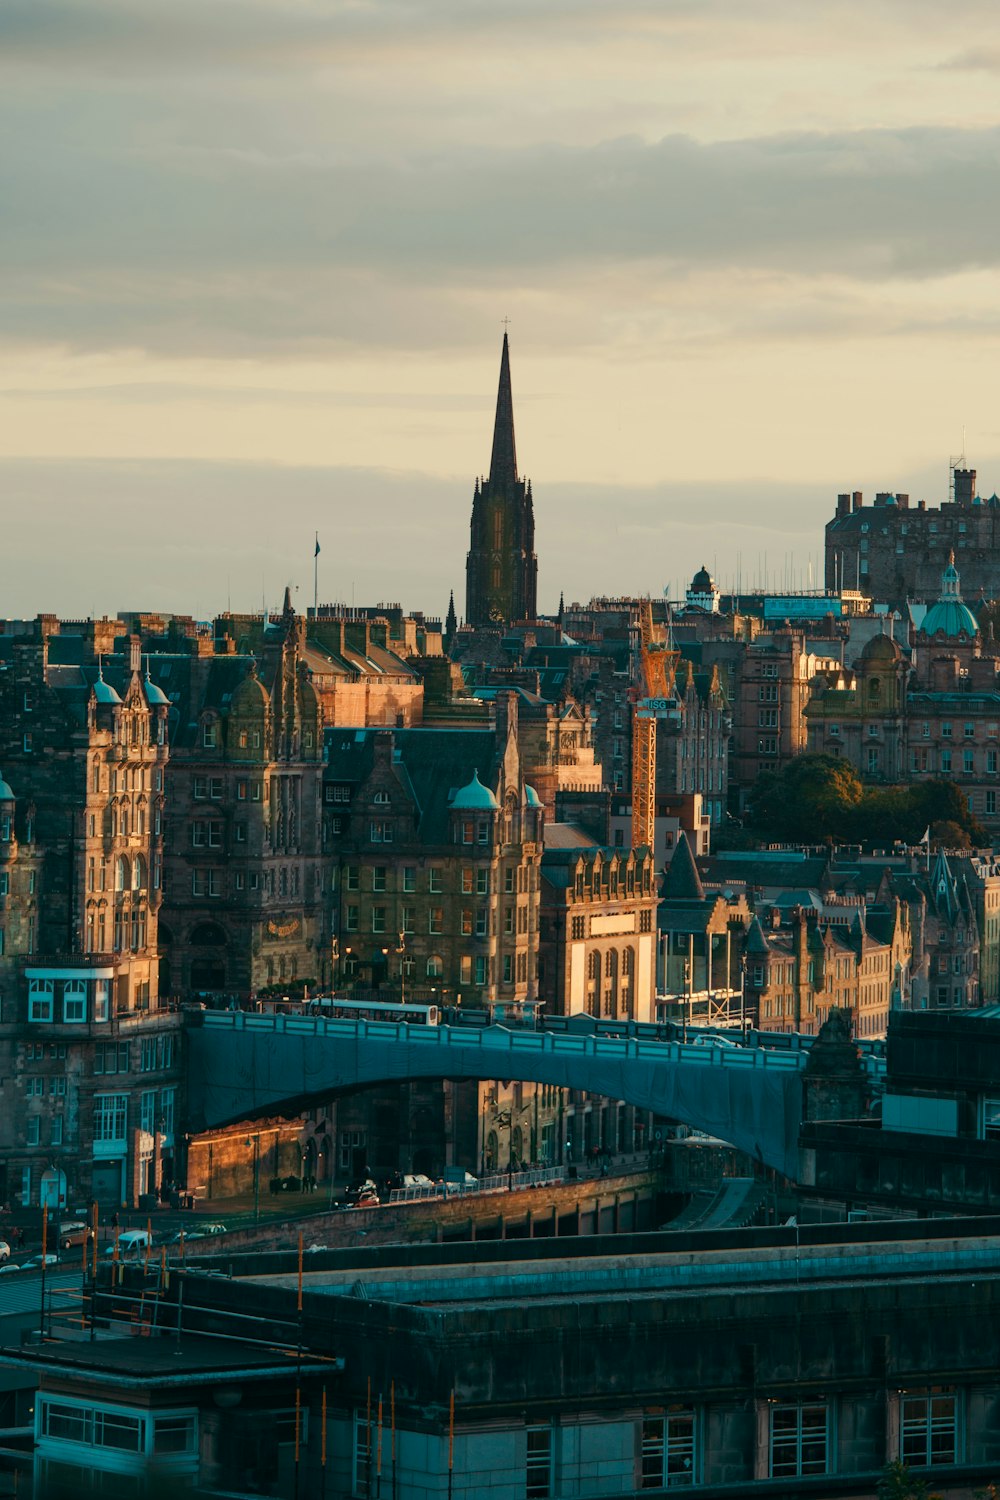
105,1229,153,1260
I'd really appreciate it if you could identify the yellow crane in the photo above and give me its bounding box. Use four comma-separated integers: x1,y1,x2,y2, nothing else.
630,599,678,852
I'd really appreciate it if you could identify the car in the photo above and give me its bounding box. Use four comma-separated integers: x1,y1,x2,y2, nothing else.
0,1240,10,1265
401,1173,435,1190
58,1221,94,1251
689,1033,742,1050
22,1254,59,1270
441,1169,478,1189
344,1177,378,1205
349,1189,380,1209
105,1230,153,1259
0,1263,21,1275
199,1222,227,1236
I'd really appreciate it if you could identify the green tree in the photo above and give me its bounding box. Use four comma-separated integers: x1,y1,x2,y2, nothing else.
876,1460,943,1500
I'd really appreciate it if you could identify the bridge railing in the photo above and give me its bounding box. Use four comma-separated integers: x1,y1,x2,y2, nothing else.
196,1010,826,1073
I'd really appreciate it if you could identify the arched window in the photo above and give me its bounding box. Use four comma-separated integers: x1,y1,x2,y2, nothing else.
605,950,615,977
622,946,634,977
115,856,129,893
588,951,600,980
132,854,147,892
426,954,444,979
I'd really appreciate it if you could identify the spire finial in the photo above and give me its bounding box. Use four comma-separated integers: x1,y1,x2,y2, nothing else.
488,331,518,489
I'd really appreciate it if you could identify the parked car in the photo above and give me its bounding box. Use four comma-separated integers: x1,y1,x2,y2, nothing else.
349,1190,380,1209
441,1169,478,1190
0,1240,10,1265
59,1221,94,1251
0,1263,21,1275
344,1177,379,1205
105,1230,152,1259
23,1254,59,1270
199,1222,227,1236
401,1173,435,1190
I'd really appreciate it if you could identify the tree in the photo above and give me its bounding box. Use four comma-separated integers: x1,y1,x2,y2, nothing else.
876,1460,942,1500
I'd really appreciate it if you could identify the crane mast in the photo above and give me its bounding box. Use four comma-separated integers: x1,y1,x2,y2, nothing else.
630,599,678,852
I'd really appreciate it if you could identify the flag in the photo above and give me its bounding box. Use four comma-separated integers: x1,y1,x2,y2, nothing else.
920,826,930,845
314,535,321,558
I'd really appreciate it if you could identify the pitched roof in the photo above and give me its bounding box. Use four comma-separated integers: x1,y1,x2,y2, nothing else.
663,831,705,902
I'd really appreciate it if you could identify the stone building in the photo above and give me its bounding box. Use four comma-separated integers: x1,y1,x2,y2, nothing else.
658,834,752,1019
824,466,1000,606
807,558,1000,836
465,334,538,627
730,627,843,801
146,592,327,1000
321,696,556,1181
0,619,181,1209
538,844,658,1021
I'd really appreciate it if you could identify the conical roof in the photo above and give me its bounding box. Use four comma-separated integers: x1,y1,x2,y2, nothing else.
0,771,15,802
663,831,705,901
488,333,518,490
744,916,769,955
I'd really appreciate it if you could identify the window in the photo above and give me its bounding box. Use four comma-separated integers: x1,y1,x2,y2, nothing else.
51,1116,63,1146
371,867,387,893
505,868,515,894
462,868,474,894
965,722,975,738
426,954,443,979
964,750,975,775
572,916,585,940
526,1428,552,1500
371,907,386,934
403,867,416,892
475,908,488,937
475,956,487,985
477,869,489,896
428,867,443,893
28,980,54,1023
27,1116,40,1146
370,821,394,843
942,721,952,738
346,866,360,891
346,906,359,932
941,751,952,774
640,1406,696,1488
93,1093,128,1145
769,1403,828,1478
503,954,513,983
94,981,110,1023
429,907,444,935
900,1391,957,1467
203,721,217,748
62,980,87,1024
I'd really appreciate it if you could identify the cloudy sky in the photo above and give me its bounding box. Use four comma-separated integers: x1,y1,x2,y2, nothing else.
4,0,1000,620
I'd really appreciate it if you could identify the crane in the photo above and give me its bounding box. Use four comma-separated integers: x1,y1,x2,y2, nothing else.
630,599,679,852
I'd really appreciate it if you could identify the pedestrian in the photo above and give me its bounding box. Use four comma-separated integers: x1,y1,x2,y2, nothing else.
111,1212,119,1232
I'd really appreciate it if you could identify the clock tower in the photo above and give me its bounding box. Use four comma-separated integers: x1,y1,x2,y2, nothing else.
465,334,538,627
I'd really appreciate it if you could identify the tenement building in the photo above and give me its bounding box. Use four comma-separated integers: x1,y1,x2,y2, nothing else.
0,619,181,1209
465,334,539,626
146,592,327,999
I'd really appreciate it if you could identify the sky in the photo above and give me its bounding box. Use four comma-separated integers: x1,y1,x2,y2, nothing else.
5,0,1000,620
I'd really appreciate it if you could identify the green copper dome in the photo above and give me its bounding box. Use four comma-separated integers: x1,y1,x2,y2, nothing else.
452,770,499,811
920,554,979,640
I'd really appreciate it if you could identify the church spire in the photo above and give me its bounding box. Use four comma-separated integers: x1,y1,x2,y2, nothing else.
489,332,518,490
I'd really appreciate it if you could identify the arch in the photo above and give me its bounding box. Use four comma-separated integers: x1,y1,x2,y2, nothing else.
189,922,227,947
186,1019,808,1177
132,854,147,892
426,954,444,979
115,855,129,893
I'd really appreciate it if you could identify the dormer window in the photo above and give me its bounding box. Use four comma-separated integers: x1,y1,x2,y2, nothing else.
203,721,217,749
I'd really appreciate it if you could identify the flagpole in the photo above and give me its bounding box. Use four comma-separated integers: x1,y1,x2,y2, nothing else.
314,533,319,620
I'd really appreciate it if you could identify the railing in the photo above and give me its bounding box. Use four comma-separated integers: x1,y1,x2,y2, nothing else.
385,1166,566,1204
196,1011,824,1074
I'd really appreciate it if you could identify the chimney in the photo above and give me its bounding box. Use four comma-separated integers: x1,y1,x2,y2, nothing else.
896,493,909,509
837,493,850,517
852,491,863,512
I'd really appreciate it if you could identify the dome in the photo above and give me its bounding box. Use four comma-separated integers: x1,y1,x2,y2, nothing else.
524,784,542,808
860,632,902,664
451,770,499,811
144,673,170,707
690,564,714,593
0,772,15,802
920,553,979,640
91,667,122,705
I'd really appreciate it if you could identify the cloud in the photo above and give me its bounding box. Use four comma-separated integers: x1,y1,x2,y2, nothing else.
6,113,1000,358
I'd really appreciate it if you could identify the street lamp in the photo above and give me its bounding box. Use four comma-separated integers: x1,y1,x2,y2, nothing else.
245,1134,261,1223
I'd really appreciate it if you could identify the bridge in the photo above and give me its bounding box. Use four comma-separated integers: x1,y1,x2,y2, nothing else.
185,1013,885,1178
